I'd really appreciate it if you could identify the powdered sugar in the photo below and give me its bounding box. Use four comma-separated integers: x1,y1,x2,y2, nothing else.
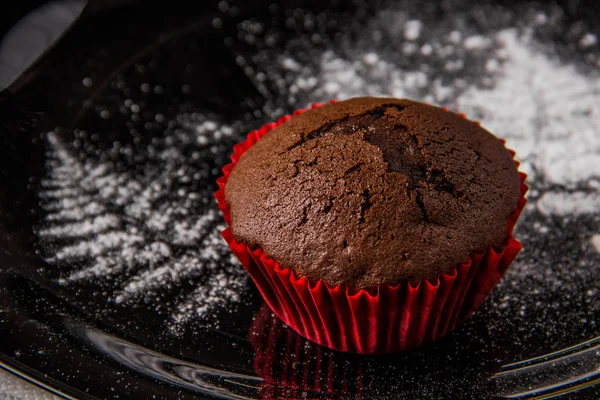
462,35,490,50
37,113,250,329
403,20,422,41
537,192,600,216
580,33,598,49
456,29,600,188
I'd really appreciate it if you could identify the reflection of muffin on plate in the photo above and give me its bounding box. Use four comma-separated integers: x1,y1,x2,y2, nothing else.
216,97,527,353
249,304,372,399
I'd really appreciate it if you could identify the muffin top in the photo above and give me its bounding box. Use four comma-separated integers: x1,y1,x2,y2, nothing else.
224,97,521,289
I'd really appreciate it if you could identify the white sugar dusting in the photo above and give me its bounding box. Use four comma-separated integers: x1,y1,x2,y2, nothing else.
537,192,600,216
579,33,598,49
456,29,600,187
403,20,422,41
38,114,250,328
170,268,245,333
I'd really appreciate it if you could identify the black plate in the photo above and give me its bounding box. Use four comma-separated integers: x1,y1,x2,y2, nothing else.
1,0,600,398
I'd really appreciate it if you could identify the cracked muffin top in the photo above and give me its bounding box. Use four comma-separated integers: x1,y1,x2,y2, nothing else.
224,97,521,289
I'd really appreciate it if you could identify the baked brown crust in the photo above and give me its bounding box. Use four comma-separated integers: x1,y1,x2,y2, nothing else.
224,97,521,289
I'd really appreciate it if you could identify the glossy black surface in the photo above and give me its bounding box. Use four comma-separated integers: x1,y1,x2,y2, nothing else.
1,1,599,398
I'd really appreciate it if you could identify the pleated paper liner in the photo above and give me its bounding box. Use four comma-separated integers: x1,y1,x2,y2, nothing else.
249,304,372,399
216,101,528,354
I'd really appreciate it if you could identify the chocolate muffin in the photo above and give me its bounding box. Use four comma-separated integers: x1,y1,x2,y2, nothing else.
224,97,521,289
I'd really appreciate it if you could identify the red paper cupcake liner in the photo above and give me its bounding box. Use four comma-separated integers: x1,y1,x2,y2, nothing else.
216,101,528,354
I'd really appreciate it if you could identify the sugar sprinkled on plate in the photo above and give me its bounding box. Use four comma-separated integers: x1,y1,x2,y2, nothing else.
37,112,251,331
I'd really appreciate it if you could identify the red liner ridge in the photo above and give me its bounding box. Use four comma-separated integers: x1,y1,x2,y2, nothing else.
215,101,528,354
